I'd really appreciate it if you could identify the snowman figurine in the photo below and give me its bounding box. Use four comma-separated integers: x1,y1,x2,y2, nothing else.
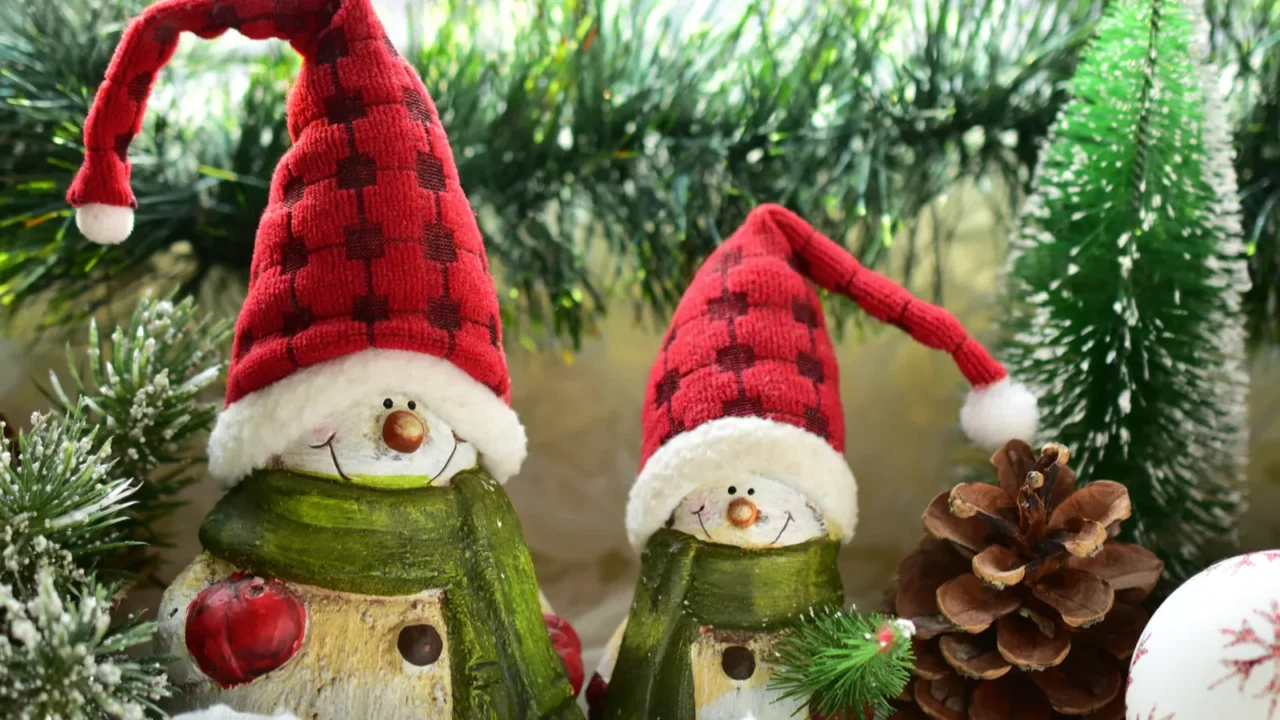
588,205,1039,719
66,1,582,717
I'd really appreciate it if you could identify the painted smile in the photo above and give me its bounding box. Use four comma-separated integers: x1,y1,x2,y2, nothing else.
308,432,353,482
692,504,711,540
309,430,463,486
771,511,794,545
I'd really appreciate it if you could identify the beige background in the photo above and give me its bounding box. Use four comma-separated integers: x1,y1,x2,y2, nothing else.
3,187,1278,676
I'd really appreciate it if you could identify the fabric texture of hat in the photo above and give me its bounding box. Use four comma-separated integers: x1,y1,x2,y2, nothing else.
67,0,525,485
627,204,1039,550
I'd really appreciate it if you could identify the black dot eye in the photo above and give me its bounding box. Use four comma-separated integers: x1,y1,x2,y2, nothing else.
728,486,737,495
748,488,755,496
383,398,394,409
408,400,417,411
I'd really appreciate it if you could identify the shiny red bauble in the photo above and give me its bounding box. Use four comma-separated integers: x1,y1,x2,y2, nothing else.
185,572,307,688
544,613,584,695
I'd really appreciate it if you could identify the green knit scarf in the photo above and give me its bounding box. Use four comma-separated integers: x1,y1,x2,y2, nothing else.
199,468,582,720
604,528,845,719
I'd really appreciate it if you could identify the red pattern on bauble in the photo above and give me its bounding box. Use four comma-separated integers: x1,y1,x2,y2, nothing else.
185,572,307,688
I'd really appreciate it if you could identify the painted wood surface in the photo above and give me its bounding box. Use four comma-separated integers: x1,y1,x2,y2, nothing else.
160,554,455,718
689,630,804,720
667,477,828,548
163,468,582,719
602,529,843,719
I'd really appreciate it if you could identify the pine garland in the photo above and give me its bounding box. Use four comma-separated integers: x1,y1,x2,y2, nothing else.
0,0,1103,344
1001,0,1250,584
769,610,915,718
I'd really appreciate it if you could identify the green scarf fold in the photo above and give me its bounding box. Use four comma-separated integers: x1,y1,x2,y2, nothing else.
199,468,582,720
605,528,845,719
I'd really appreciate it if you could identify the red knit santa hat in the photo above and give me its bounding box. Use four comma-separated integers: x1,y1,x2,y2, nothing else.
67,0,525,485
627,204,1038,550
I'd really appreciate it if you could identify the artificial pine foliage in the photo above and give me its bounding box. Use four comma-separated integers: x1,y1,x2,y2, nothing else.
769,610,916,719
1000,0,1250,585
0,409,170,718
41,294,230,578
0,0,1104,343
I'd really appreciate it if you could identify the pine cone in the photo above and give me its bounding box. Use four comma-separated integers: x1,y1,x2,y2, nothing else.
887,440,1163,720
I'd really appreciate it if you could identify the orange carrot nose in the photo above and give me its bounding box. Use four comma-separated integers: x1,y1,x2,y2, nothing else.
727,498,759,529
382,411,426,454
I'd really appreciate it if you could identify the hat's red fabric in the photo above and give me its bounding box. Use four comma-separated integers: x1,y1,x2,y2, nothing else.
639,204,1010,468
67,0,508,408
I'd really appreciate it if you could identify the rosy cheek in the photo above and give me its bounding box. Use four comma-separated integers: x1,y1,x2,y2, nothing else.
681,494,706,512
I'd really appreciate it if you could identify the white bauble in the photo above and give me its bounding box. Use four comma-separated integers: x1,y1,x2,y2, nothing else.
1126,550,1280,720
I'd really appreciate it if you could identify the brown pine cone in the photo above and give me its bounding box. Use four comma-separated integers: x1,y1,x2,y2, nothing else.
887,440,1163,720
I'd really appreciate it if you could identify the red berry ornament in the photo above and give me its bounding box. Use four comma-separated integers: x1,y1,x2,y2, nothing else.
586,672,609,719
185,572,306,688
544,613,584,695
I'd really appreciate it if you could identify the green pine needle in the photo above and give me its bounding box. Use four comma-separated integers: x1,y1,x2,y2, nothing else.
0,0,1107,344
769,610,915,718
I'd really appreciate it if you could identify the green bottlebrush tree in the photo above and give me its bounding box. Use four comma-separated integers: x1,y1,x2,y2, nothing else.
0,409,170,718
1001,0,1250,584
769,611,915,718
42,294,230,580
0,0,1102,344
1206,0,1280,343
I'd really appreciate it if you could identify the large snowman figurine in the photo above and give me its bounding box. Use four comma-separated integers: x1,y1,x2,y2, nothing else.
66,1,582,717
587,205,1039,719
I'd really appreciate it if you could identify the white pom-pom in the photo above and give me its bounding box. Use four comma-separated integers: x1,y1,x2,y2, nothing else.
75,203,134,245
171,706,298,720
960,377,1040,450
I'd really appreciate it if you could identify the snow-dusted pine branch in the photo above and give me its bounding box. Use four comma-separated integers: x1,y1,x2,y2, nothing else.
1000,0,1250,585
43,293,230,570
0,566,168,719
1,407,170,717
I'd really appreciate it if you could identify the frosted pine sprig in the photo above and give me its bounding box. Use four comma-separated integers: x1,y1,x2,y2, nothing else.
0,565,169,719
41,292,230,563
0,408,135,585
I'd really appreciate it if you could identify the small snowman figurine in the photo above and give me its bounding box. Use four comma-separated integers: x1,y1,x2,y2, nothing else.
66,1,582,717
587,205,1039,719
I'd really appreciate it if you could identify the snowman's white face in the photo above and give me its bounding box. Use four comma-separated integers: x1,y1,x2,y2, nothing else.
667,477,829,548
272,395,478,489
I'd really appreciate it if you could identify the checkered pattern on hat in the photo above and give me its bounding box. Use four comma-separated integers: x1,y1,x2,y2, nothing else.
67,0,509,408
639,204,1009,468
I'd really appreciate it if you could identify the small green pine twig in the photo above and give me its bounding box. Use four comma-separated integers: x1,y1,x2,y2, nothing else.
769,610,915,719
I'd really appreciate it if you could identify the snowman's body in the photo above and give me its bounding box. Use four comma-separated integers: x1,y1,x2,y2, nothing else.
160,554,457,716
158,397,581,720
594,480,844,720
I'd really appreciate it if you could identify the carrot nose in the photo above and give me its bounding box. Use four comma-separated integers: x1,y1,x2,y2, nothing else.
727,498,759,529
382,411,426,454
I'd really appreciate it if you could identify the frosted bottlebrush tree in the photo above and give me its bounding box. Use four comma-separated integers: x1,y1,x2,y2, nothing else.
1001,0,1250,584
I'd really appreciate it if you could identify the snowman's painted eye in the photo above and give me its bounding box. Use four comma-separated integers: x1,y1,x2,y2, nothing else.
728,486,737,495
383,398,394,409
748,488,755,496
408,400,417,411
